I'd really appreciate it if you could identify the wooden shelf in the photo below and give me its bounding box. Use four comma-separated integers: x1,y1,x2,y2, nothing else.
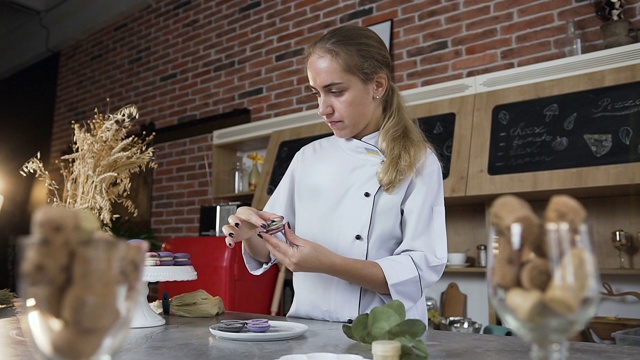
444,267,486,273
599,268,640,276
212,191,254,204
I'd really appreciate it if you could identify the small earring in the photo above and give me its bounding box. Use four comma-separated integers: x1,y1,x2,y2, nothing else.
375,95,380,99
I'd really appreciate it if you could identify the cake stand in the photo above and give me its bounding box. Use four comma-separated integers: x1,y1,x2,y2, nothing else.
130,266,197,328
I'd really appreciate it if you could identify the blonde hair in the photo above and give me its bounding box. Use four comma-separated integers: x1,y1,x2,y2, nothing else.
306,25,435,193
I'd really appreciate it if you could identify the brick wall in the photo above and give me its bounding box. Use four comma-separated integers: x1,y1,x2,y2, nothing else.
50,0,640,240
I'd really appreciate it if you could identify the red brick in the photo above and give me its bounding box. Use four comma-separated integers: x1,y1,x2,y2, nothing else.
452,52,499,71
501,41,553,60
465,37,513,55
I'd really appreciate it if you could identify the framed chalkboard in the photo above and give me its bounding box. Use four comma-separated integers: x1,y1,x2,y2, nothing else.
266,133,331,195
488,80,640,175
418,112,455,179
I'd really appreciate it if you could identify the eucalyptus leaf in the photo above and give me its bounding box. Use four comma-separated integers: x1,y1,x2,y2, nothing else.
384,299,407,318
350,313,371,343
342,300,429,359
342,323,356,341
388,319,427,339
369,306,402,338
395,336,429,358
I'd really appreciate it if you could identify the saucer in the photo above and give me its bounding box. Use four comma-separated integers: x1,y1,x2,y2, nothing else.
446,263,470,268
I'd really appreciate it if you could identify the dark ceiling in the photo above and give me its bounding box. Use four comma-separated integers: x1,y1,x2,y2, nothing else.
0,0,150,80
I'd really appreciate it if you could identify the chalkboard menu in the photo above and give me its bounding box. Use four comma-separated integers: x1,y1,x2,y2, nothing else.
266,133,331,195
418,112,455,180
488,81,640,175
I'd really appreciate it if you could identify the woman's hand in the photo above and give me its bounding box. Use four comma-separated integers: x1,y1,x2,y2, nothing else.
221,206,282,262
261,224,390,294
260,224,335,273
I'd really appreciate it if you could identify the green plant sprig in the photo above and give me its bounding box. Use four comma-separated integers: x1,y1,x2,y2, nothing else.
342,300,429,359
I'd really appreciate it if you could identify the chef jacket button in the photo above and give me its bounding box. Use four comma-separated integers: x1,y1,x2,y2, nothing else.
364,192,371,197
355,234,362,240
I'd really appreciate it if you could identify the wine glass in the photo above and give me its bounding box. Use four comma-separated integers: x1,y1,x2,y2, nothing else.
16,236,146,360
487,222,600,360
611,229,630,269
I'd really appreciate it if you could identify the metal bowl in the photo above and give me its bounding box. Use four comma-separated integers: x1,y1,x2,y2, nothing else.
439,317,483,334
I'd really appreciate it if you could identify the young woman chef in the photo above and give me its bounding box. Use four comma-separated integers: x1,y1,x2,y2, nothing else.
222,25,447,324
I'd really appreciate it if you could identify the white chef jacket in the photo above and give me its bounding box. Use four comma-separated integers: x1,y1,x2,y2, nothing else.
243,131,447,323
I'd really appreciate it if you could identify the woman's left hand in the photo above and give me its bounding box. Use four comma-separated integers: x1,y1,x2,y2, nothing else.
260,224,335,273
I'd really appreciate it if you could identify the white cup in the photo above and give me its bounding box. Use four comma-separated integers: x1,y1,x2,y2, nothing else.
447,253,467,265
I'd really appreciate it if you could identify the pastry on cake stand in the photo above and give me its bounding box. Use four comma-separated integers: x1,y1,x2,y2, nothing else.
130,265,197,328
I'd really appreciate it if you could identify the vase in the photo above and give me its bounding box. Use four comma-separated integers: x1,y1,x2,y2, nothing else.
601,19,638,49
248,163,260,192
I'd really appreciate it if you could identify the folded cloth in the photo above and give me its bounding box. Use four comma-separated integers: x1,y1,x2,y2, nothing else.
170,289,225,318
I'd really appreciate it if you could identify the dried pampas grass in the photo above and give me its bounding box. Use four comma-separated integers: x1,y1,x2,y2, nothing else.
20,104,156,230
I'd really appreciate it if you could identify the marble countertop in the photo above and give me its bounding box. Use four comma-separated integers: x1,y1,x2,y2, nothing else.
2,308,638,360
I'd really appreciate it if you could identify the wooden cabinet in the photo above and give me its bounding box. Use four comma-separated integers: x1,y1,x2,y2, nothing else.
467,63,640,198
408,95,475,199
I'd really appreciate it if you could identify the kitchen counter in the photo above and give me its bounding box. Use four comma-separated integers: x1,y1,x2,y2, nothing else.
1,308,638,359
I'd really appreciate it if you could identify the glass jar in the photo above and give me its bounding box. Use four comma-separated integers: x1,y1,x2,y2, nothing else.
561,19,583,57
231,162,244,193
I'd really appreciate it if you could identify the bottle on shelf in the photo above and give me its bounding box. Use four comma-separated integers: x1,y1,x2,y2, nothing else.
476,244,487,268
231,161,245,193
561,19,583,57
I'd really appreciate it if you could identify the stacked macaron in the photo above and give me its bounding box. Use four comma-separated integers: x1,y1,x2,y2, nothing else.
144,251,192,266
144,251,175,266
173,253,191,266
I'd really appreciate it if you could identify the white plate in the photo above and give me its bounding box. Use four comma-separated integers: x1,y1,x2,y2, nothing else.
277,354,367,360
209,321,308,341
446,262,470,268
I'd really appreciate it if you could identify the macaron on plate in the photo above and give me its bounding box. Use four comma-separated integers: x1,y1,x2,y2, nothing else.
144,251,174,266
209,320,308,341
173,252,192,266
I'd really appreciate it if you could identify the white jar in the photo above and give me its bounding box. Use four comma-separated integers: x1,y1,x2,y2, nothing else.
371,340,401,360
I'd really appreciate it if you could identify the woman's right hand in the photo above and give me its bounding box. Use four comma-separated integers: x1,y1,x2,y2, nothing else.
221,206,282,251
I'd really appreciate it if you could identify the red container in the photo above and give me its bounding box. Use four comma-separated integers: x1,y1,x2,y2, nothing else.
158,236,279,315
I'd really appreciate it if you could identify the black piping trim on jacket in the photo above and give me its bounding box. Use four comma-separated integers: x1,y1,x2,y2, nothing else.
406,253,423,298
358,184,383,315
357,139,384,316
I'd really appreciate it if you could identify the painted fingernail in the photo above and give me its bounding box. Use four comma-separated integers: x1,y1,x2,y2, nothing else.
257,233,263,239
227,242,234,248
287,222,291,229
260,223,268,229
229,232,235,238
235,222,240,228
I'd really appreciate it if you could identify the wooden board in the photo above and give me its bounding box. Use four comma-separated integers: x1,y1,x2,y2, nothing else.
440,282,467,318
